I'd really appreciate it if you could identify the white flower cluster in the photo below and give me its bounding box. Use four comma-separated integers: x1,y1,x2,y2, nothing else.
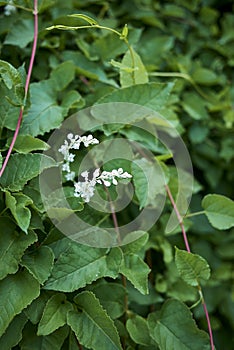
4,1,17,16
59,133,132,203
58,133,99,182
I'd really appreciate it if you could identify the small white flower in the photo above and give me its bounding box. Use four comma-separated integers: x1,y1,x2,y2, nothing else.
66,153,75,162
62,163,70,172
4,4,16,16
65,171,76,181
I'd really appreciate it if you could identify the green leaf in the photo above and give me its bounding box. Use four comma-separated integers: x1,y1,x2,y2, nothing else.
0,313,27,350
182,93,209,120
4,18,34,48
44,244,122,292
0,59,22,89
126,314,156,347
68,291,122,350
37,293,73,336
131,158,166,209
20,79,66,136
20,323,69,350
0,153,56,191
97,82,174,114
21,246,54,284
202,194,234,230
121,232,148,254
0,60,24,130
6,135,49,153
120,47,148,87
175,248,210,287
0,217,37,280
88,282,126,319
5,191,32,233
24,291,51,325
192,67,218,85
148,299,210,350
120,253,150,294
0,269,40,337
50,61,75,91
69,13,98,25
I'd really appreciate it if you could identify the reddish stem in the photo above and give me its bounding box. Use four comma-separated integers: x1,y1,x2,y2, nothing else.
0,0,38,177
165,184,215,350
165,185,191,252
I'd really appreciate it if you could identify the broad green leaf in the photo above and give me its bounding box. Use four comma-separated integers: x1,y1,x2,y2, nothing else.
93,28,142,61
20,323,68,350
121,232,148,254
0,269,40,337
37,293,73,336
0,217,37,280
20,79,66,136
44,244,122,292
50,61,75,91
202,194,234,230
0,313,27,350
5,191,32,233
126,314,156,347
182,93,209,120
120,47,148,87
0,59,23,90
24,291,51,325
175,248,210,286
0,60,24,130
62,51,118,87
0,153,56,191
192,67,218,85
148,299,210,350
131,158,166,209
97,82,174,115
4,18,34,48
6,135,49,153
68,291,122,350
120,253,150,294
21,246,54,284
88,282,126,319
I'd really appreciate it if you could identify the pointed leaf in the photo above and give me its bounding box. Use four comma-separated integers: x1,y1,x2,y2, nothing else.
0,217,37,280
6,135,49,153
0,270,40,336
4,18,34,48
20,323,68,350
88,282,126,319
120,47,148,87
97,82,174,114
0,153,56,191
20,79,66,136
120,253,150,294
44,244,122,292
21,246,54,284
38,294,73,336
175,248,210,286
148,299,210,350
5,191,32,233
126,314,156,347
69,13,98,25
0,313,27,350
202,194,234,230
68,291,122,350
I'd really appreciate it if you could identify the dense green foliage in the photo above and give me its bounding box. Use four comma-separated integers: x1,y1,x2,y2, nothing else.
0,0,234,349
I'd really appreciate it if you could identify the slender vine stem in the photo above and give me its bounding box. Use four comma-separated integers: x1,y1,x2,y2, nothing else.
165,184,215,350
0,0,38,178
